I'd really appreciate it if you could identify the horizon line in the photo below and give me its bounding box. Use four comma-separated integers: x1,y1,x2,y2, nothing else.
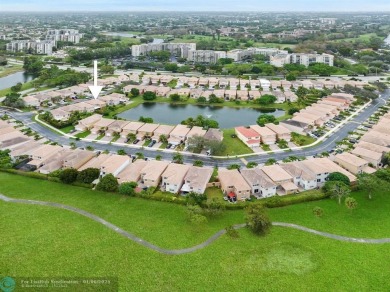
1,10,390,13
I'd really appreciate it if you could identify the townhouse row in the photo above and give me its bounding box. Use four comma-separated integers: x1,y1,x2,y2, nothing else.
76,114,223,146
218,158,357,200
280,93,355,134
333,112,390,174
124,83,298,103
3,132,213,195
235,123,292,148
132,74,367,91
48,93,128,121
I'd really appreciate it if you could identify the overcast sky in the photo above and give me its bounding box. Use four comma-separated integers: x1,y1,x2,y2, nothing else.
1,0,390,12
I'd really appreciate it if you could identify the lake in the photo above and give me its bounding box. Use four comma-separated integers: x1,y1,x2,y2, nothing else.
117,103,285,129
0,71,36,90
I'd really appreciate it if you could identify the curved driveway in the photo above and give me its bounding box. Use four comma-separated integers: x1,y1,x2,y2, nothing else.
2,194,390,255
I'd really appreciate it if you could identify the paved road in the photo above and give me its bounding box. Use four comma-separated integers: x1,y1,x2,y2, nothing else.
1,194,390,255
2,89,389,167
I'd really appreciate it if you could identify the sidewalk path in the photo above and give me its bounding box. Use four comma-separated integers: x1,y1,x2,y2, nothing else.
1,194,390,255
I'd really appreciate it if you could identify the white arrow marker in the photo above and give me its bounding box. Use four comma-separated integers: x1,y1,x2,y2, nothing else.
88,60,103,99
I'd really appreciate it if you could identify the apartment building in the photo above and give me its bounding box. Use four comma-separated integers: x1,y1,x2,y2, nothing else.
46,29,83,43
131,43,196,58
271,53,334,67
7,39,55,55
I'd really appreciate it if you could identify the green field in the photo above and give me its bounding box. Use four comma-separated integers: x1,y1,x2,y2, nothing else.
0,64,23,78
0,80,34,97
332,33,384,43
222,128,253,156
1,172,390,291
254,42,297,49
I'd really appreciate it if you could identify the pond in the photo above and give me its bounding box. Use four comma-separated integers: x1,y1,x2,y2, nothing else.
0,71,36,90
117,103,285,129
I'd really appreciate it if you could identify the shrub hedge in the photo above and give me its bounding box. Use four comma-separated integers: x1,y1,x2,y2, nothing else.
0,169,329,209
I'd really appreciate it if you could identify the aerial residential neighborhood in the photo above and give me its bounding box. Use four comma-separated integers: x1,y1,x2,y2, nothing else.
1,3,390,292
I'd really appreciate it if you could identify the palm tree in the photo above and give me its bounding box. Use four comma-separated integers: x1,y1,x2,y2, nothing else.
331,182,350,204
159,134,168,144
127,133,136,142
135,152,144,160
173,152,183,164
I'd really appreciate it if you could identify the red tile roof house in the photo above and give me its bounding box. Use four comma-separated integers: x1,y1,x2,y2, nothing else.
100,154,131,177
334,152,373,175
105,120,130,137
117,160,148,185
159,75,174,86
224,89,237,100
235,126,260,148
91,118,115,135
156,86,171,97
261,165,298,195
218,169,251,201
168,124,191,145
120,122,145,139
152,125,175,141
181,166,213,195
198,77,209,87
213,89,225,98
161,163,190,194
190,88,203,99
248,90,261,100
75,114,102,131
351,147,384,168
208,77,219,88
265,123,291,142
250,125,277,145
137,123,160,139
240,168,277,198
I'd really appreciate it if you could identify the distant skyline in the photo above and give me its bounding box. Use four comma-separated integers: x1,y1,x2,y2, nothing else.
1,0,390,12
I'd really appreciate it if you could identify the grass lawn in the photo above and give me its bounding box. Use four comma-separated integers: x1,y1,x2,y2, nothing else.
291,132,316,146
1,172,390,291
75,130,91,138
0,64,23,78
0,80,34,97
254,42,297,49
332,33,384,43
221,128,253,156
159,142,168,149
59,125,75,133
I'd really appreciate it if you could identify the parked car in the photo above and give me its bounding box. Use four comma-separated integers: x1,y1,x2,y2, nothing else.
133,139,140,144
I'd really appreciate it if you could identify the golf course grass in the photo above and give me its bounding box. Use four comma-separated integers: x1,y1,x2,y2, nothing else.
1,172,390,291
